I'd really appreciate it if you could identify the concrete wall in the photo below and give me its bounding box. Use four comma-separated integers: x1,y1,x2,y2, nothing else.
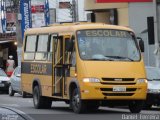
95,12,110,23
84,0,129,26
84,0,128,10
157,4,160,42
78,0,87,21
118,8,129,26
48,0,86,22
128,3,155,66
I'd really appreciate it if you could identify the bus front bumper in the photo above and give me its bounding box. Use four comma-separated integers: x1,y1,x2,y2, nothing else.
80,83,147,100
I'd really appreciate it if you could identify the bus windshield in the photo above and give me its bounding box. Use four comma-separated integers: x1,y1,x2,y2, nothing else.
77,29,140,61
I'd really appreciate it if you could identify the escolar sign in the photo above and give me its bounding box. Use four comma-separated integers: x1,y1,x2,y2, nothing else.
78,30,132,38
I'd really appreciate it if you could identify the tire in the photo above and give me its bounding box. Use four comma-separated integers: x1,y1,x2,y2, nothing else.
129,100,144,113
71,88,87,113
9,85,15,96
33,86,52,109
22,91,27,98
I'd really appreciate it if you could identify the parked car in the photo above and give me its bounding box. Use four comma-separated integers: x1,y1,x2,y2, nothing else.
145,66,160,108
0,68,10,93
9,66,27,98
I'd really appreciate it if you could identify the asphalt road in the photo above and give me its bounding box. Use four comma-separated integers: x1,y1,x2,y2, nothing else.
0,93,159,120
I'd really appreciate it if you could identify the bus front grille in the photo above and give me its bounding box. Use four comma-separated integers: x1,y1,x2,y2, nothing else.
101,82,136,85
102,93,134,96
102,78,135,82
101,78,136,85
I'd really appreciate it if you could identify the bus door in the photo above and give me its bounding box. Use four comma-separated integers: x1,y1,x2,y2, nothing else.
52,35,74,97
63,35,74,96
52,35,63,96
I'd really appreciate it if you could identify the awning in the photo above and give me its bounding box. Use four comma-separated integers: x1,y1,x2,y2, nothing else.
0,40,16,44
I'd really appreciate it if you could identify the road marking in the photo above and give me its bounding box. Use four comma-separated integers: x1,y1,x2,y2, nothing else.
0,104,20,107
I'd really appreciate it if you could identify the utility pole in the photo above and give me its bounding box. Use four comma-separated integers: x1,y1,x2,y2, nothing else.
12,0,23,67
72,0,78,22
153,0,160,67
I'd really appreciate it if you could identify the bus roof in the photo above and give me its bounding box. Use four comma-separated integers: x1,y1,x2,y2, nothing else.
25,23,134,35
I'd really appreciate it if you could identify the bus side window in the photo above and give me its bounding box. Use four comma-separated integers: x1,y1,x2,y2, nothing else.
35,35,49,61
24,35,37,60
71,51,76,67
64,36,75,66
48,35,53,61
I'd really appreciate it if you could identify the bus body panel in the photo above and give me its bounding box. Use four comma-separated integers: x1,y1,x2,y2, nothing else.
21,23,147,110
75,59,147,100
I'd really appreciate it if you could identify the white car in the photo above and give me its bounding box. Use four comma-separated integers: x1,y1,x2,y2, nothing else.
8,66,28,98
0,68,10,93
145,66,160,108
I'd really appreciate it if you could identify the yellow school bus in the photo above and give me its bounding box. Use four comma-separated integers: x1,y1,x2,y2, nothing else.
21,23,147,113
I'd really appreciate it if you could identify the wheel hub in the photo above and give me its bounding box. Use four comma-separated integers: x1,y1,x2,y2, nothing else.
73,94,80,108
9,86,12,94
33,91,38,105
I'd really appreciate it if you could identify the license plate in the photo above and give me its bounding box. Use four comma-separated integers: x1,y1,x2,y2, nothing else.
113,86,126,92
0,83,4,87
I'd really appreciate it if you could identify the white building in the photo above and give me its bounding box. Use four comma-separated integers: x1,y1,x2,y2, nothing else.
49,0,86,23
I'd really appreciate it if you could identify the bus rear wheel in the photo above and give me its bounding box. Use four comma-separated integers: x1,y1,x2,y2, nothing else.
129,100,144,113
71,88,87,113
33,86,52,109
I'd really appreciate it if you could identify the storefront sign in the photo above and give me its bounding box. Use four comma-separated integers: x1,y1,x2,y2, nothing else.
96,0,152,3
44,0,50,26
6,13,16,32
0,33,16,41
31,5,44,13
20,0,32,40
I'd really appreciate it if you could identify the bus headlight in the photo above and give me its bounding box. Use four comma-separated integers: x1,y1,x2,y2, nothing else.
137,79,147,84
83,78,100,83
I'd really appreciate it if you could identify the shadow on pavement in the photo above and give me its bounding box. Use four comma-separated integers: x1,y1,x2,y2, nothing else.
50,106,128,114
143,107,160,111
117,105,160,111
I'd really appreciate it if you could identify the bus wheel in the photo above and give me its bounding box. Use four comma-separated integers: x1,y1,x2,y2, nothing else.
71,88,86,113
129,100,144,113
9,85,15,96
22,91,27,98
33,86,52,109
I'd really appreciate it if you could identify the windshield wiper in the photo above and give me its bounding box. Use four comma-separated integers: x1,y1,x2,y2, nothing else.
105,56,134,61
87,58,114,61
152,79,160,81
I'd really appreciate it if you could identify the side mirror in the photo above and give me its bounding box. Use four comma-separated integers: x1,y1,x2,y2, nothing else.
65,36,74,52
137,37,144,52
